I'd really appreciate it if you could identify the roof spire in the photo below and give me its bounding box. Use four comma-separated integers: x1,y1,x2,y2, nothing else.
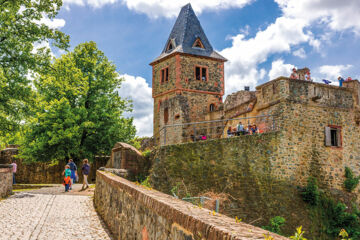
151,3,226,64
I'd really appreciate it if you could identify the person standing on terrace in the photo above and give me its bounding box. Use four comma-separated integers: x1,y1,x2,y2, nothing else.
237,122,244,135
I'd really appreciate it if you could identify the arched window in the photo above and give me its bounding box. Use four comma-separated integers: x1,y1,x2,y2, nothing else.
209,104,215,112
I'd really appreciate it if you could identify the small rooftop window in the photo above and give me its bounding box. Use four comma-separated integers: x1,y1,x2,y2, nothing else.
192,38,204,49
166,39,175,52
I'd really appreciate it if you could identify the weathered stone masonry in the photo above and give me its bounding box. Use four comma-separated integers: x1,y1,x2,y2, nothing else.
94,170,288,240
0,164,12,198
151,4,227,145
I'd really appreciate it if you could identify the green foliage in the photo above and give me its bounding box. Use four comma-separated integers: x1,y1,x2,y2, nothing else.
20,42,136,163
290,226,307,240
140,176,152,188
319,196,360,239
129,137,142,150
301,177,320,206
0,0,69,136
339,229,352,240
344,167,360,192
262,216,286,235
142,150,152,158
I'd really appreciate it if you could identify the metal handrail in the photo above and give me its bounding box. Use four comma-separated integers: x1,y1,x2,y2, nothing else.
162,114,278,128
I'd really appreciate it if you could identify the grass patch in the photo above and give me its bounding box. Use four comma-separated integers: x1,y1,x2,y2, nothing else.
13,188,40,192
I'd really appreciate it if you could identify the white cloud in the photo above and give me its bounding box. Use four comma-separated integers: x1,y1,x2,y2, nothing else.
318,64,353,81
218,0,360,95
37,17,66,29
293,48,306,59
122,0,253,18
268,59,295,80
118,74,153,137
275,0,360,33
220,16,309,95
63,0,119,9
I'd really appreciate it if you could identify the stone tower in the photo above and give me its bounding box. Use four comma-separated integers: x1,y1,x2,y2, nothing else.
150,3,227,145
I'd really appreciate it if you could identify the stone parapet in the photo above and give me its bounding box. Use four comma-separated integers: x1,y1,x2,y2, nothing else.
95,170,288,240
0,164,13,198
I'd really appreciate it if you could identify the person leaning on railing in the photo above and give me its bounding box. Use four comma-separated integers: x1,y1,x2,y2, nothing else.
227,127,234,137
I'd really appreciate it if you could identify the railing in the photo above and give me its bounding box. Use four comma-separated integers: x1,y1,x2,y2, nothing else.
157,114,279,146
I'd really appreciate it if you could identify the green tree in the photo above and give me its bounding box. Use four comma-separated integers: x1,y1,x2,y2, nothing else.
0,0,69,136
21,42,136,162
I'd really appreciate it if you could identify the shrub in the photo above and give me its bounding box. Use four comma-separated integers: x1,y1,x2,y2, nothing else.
320,196,360,238
344,167,360,192
262,216,286,235
290,226,307,240
142,149,152,158
301,177,320,205
140,176,152,188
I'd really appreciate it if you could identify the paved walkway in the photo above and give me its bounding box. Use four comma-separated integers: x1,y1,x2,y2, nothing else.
0,184,113,240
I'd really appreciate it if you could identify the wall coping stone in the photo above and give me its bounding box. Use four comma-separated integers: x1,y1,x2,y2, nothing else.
97,170,289,240
0,164,13,169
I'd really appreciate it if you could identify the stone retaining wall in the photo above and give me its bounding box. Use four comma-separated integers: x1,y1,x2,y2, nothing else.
0,147,108,184
0,164,13,198
94,170,288,240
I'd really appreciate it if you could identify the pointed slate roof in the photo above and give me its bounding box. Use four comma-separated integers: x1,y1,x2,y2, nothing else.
150,3,227,64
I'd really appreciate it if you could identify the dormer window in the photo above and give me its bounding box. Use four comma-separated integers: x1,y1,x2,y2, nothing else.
166,39,176,52
161,67,169,84
192,38,204,49
167,43,173,51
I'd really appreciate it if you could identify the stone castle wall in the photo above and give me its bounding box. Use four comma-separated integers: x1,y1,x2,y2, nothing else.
0,164,13,198
0,147,108,184
94,170,287,240
221,78,360,191
149,133,314,236
270,79,360,190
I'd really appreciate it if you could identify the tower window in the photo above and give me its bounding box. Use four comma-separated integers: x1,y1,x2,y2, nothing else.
195,66,208,81
161,67,169,84
325,126,341,147
209,104,215,112
164,107,169,124
192,38,204,49
202,68,207,81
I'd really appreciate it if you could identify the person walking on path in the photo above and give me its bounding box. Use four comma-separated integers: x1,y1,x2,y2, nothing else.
81,159,90,191
62,165,72,192
67,159,78,190
11,159,17,184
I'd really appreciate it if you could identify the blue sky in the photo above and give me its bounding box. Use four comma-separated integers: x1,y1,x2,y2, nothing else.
50,0,360,136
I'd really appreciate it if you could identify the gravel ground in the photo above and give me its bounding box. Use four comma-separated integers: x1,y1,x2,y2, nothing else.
0,185,113,240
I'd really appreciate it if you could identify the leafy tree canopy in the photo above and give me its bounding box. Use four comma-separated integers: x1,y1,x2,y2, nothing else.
0,0,69,136
20,42,136,162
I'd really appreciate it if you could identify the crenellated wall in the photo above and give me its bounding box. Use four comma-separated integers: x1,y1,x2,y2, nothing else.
94,170,288,240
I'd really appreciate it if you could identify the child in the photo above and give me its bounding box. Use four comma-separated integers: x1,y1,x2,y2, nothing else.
62,165,72,192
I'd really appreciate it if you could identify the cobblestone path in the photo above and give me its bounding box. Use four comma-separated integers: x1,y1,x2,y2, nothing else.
0,185,113,240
